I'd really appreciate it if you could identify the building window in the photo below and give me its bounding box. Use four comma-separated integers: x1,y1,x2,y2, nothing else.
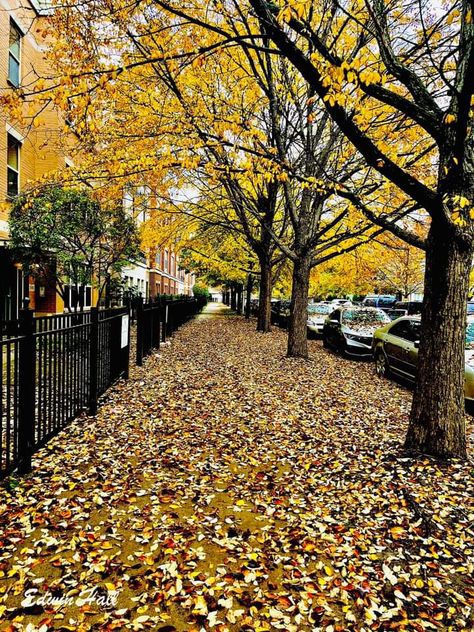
8,21,22,87
63,284,92,310
7,134,20,198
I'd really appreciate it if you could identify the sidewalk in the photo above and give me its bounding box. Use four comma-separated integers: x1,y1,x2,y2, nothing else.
1,305,473,631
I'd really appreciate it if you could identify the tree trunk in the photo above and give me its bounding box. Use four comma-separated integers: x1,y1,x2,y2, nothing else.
79,283,85,313
230,284,237,311
245,274,253,319
257,256,272,332
237,283,243,314
405,222,473,459
287,255,311,358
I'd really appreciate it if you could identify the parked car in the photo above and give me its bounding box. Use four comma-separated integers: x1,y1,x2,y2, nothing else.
393,300,423,315
307,303,333,336
323,306,391,356
381,308,409,321
331,298,352,306
271,300,291,328
249,298,259,315
362,294,397,308
467,302,474,316
372,316,474,402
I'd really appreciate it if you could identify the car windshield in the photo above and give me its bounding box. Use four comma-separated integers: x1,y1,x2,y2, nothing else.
307,304,332,315
342,308,390,326
466,321,474,349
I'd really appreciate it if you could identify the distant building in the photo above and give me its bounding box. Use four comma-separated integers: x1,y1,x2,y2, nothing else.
121,188,195,300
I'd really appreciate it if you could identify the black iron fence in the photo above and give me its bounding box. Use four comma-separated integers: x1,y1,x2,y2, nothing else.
136,296,206,365
1,306,130,480
1,298,206,480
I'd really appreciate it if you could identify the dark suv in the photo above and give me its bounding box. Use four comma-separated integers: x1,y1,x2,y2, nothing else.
270,300,291,328
393,301,423,315
362,295,397,308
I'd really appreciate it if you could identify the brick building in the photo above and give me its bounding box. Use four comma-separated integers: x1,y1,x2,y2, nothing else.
122,187,196,300
123,247,195,301
0,0,74,318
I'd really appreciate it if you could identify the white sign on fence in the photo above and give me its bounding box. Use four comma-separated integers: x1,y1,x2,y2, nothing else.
121,315,129,348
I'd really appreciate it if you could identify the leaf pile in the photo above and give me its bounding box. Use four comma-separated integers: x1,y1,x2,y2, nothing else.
0,304,473,631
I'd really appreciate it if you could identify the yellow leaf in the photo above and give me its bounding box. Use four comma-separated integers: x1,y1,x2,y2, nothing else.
390,526,405,539
193,595,208,615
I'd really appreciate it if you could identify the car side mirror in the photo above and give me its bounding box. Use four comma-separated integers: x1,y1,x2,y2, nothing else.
414,340,420,348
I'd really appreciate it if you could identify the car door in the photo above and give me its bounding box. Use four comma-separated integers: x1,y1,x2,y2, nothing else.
384,320,419,378
405,320,421,375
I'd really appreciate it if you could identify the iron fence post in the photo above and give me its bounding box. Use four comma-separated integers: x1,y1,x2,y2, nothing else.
167,301,173,336
152,303,160,350
136,298,144,366
162,301,167,343
88,307,99,415
18,308,35,474
123,307,131,379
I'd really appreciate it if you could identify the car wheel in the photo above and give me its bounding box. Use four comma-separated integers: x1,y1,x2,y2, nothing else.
375,349,390,377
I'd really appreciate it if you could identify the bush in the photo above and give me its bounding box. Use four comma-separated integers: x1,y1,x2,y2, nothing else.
192,284,210,300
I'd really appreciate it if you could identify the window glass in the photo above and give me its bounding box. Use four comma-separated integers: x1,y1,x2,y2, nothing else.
342,308,390,324
390,320,420,342
7,134,20,197
411,321,421,341
8,21,21,86
308,304,332,315
7,139,18,170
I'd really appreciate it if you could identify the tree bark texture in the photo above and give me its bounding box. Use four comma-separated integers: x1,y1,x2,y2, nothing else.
287,255,311,358
257,257,272,332
245,274,253,319
237,283,244,314
405,222,473,458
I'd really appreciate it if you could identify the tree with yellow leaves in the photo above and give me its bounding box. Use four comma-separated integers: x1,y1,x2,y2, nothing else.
9,0,466,456
243,0,473,457
130,0,471,458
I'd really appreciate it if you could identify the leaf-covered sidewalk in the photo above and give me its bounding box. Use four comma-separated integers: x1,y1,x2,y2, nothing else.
1,303,473,631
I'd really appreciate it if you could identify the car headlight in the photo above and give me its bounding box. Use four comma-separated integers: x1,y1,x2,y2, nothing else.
345,333,358,340
345,333,372,343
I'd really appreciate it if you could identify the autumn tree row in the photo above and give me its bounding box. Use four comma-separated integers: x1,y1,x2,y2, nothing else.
6,0,473,459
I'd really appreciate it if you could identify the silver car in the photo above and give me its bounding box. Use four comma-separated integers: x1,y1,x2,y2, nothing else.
372,316,474,402
307,303,333,336
323,307,391,356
